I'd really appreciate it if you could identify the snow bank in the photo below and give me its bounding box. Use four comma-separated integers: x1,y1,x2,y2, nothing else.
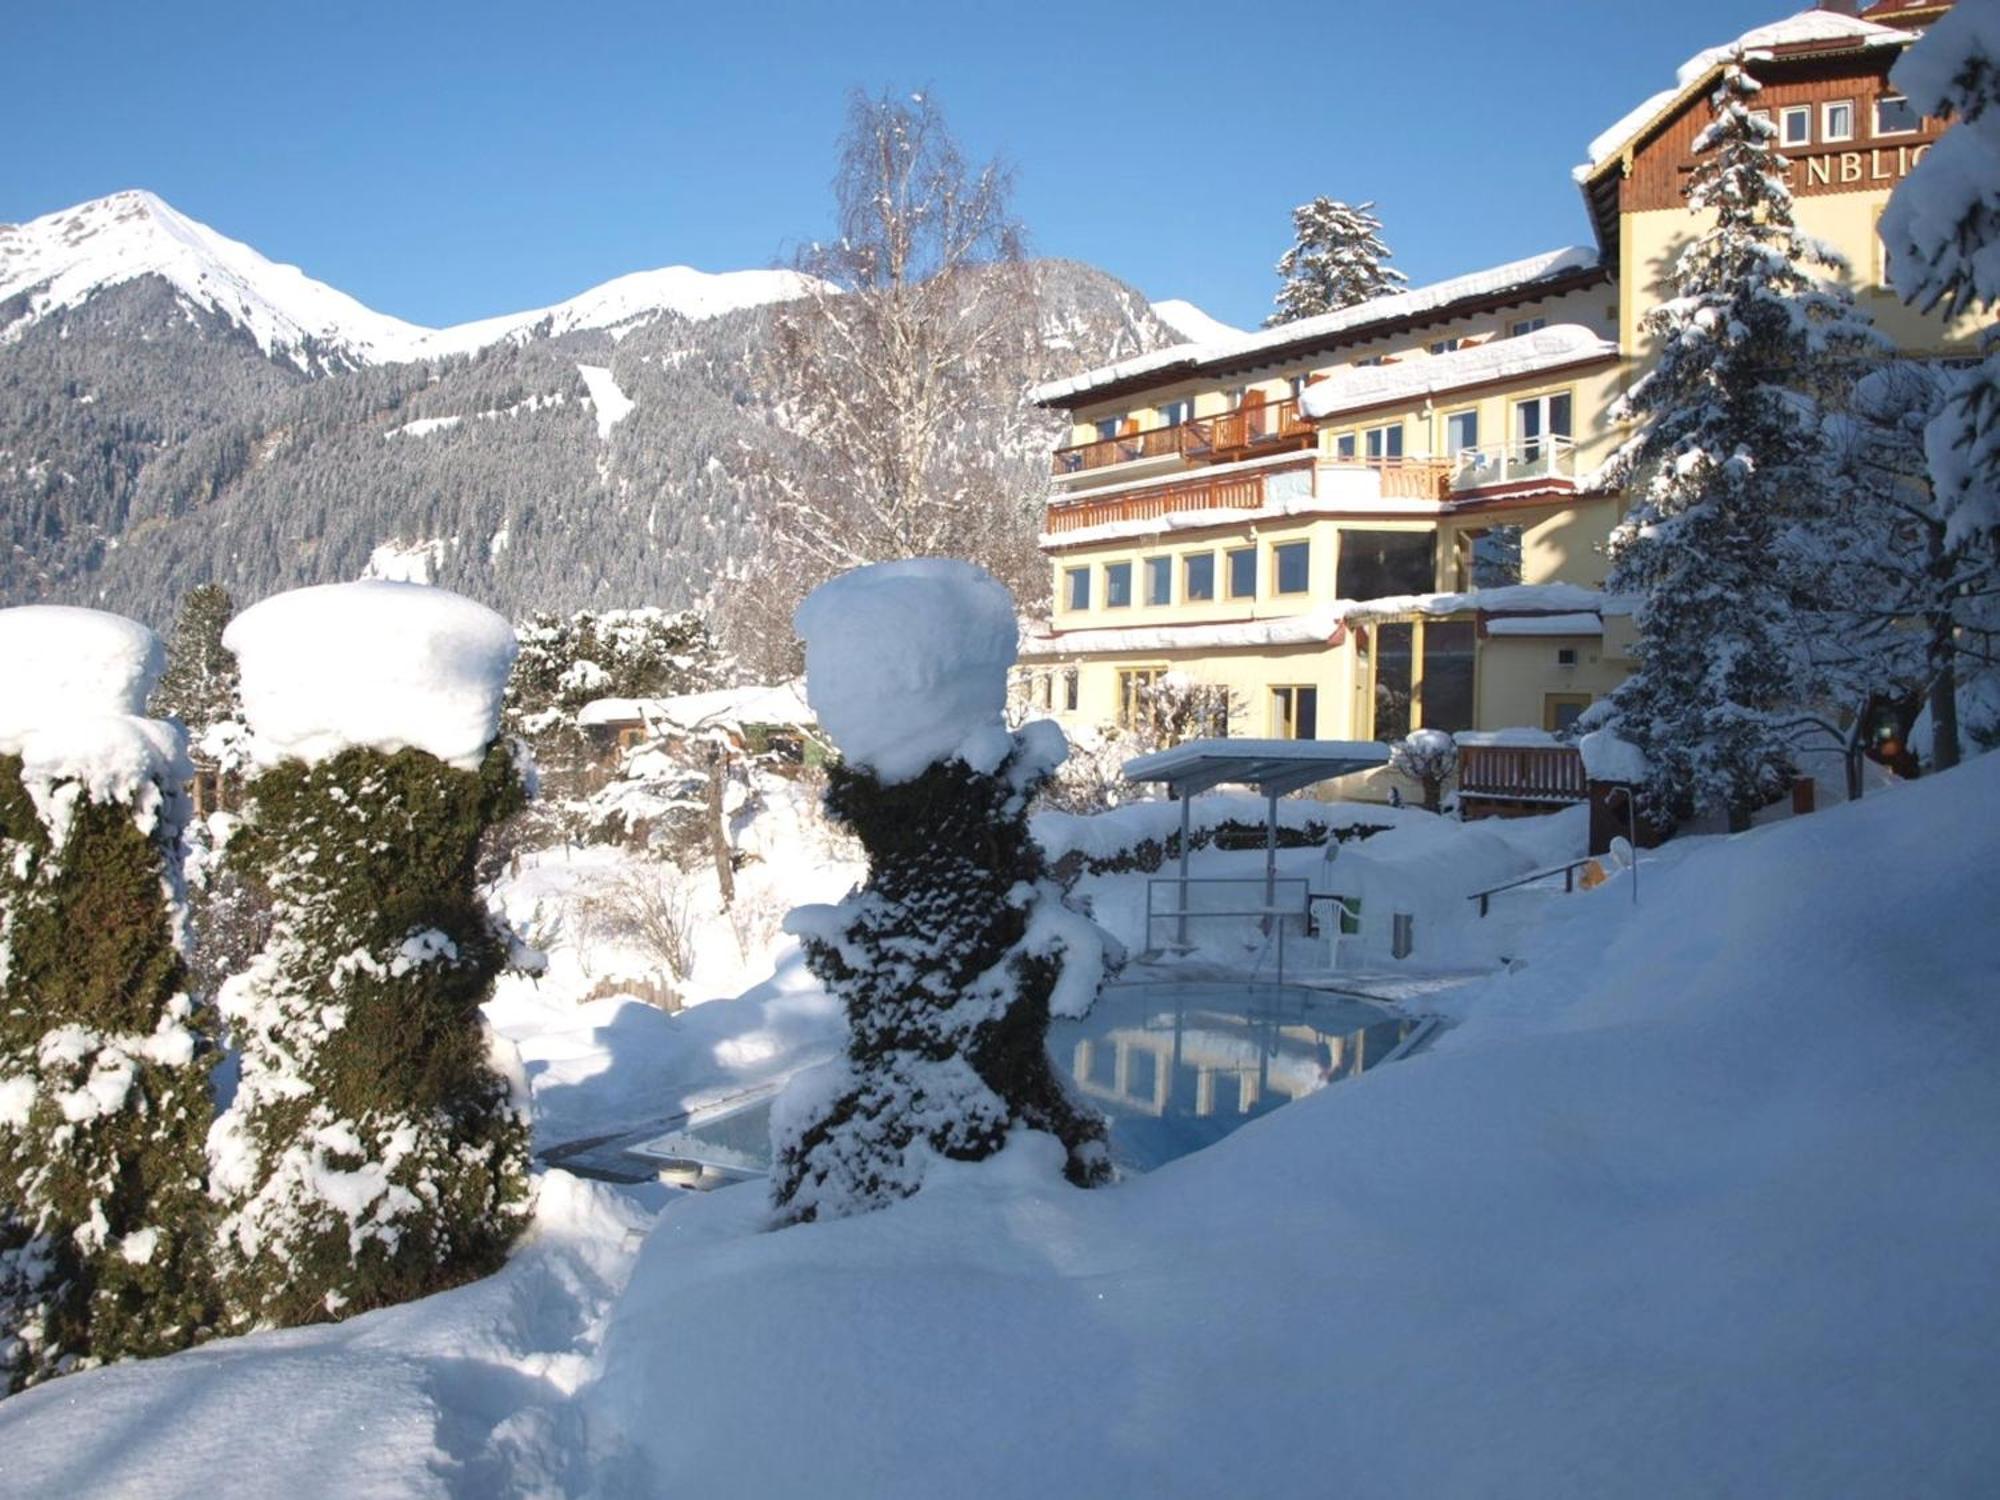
1578,726,1647,782
223,581,516,770
0,605,165,743
795,560,1022,783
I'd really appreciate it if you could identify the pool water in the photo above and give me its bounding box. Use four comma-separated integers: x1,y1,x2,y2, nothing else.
629,982,1421,1182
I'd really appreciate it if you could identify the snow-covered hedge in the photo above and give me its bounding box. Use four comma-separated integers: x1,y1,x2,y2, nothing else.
1033,794,1403,881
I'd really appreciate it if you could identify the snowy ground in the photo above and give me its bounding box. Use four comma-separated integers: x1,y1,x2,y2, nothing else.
3,759,1997,1495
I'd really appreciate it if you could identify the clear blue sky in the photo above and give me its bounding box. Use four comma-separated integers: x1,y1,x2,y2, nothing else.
4,0,1789,332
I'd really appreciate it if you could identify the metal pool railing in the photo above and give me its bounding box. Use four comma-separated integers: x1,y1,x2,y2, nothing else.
1145,876,1310,984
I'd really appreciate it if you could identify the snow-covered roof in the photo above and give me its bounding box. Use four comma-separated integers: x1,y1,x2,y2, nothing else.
1575,9,1910,181
1298,324,1617,422
578,681,816,730
1149,299,1244,344
1031,248,1602,409
1482,612,1604,637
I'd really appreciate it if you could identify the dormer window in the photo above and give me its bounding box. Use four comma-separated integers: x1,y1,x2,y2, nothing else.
1779,106,1811,148
1822,100,1855,144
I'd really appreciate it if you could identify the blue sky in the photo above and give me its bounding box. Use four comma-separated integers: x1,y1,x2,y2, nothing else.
4,0,1789,331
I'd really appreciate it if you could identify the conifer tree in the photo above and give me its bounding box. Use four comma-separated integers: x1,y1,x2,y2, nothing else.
1879,0,2000,544
772,563,1111,1223
151,584,241,739
0,610,217,1390
1265,198,1408,327
1603,64,1883,828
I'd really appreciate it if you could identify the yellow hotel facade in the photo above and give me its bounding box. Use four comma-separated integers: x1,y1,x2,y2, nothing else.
1018,2,1982,769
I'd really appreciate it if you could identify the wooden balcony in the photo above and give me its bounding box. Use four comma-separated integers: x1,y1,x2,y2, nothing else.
1322,457,1457,502
1458,743,1588,818
1044,464,1296,534
1052,395,1314,476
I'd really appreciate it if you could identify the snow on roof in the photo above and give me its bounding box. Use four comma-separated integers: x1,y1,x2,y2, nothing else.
1482,612,1605,637
578,682,816,730
1019,607,1350,659
1576,9,1910,178
0,605,165,745
1031,247,1601,408
1298,324,1617,422
224,581,516,771
794,560,1019,784
1122,736,1389,790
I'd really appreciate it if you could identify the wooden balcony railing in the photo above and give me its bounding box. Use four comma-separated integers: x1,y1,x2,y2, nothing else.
1458,744,1589,810
1052,396,1314,476
1044,464,1296,534
1325,457,1457,501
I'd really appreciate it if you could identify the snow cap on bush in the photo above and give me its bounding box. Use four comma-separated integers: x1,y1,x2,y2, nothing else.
0,606,165,746
795,559,1019,783
224,581,517,770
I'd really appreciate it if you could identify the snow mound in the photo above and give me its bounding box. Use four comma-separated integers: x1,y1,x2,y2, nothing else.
0,605,166,746
795,560,1021,783
224,581,516,770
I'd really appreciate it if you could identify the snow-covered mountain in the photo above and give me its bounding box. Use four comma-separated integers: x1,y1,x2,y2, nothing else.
0,191,822,372
1149,298,1245,345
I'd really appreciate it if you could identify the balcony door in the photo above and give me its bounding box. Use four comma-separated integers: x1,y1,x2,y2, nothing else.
1513,393,1572,469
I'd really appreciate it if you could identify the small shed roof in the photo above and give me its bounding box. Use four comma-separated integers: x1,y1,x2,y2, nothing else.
1122,738,1390,798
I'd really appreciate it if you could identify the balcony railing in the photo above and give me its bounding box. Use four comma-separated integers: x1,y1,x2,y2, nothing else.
1322,457,1458,502
1450,435,1578,492
1044,463,1299,534
1053,395,1314,476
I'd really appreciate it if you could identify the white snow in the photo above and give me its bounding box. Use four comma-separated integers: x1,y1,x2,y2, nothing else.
1576,10,1910,176
223,581,515,770
574,363,635,440
795,560,1022,783
1298,324,1616,421
383,415,462,439
0,605,165,741
1148,298,1244,343
1032,247,1600,407
576,680,815,730
1577,726,1649,782
358,537,451,585
0,190,824,370
1122,737,1389,786
1483,611,1604,636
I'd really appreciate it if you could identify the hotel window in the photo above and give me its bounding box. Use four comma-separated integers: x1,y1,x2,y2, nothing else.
1273,541,1310,595
1509,317,1547,337
1823,99,1855,144
1445,409,1480,456
1094,417,1121,442
1458,524,1523,589
1337,530,1435,601
1116,668,1163,730
1874,94,1919,136
1421,619,1477,733
1065,566,1090,611
1144,555,1173,606
1184,551,1216,601
1354,355,1385,368
1158,397,1191,427
1334,431,1359,461
1780,105,1811,148
1063,668,1079,712
1514,391,1573,465
1272,686,1319,740
1227,547,1258,600
1104,561,1133,608
1364,423,1404,462
1429,337,1463,355
1289,374,1310,400
1037,672,1054,711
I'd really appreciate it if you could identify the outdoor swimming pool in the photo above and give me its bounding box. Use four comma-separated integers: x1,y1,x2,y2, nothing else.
628,981,1428,1183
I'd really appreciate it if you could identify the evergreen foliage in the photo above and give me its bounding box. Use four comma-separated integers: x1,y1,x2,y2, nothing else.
1879,1,2000,544
1603,65,1883,826
1265,198,1408,327
151,584,241,738
207,742,531,1329
0,746,217,1390
772,731,1111,1223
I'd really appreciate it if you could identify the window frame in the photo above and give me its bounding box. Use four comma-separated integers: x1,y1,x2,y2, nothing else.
1359,614,1482,740
1272,540,1311,596
1183,550,1216,602
1428,336,1462,356
1779,105,1812,148
1103,560,1133,609
1334,431,1359,461
1143,554,1173,607
1821,99,1855,144
1227,546,1258,601
1445,407,1480,457
1064,566,1091,612
1508,316,1547,338
1364,422,1404,462
1270,684,1319,740
1063,668,1080,713
1873,94,1919,137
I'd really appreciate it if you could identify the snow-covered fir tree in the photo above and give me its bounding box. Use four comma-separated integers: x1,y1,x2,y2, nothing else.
151,584,241,741
0,608,217,1391
1265,198,1408,327
1879,0,2000,545
772,562,1111,1223
1603,63,1883,828
206,584,531,1327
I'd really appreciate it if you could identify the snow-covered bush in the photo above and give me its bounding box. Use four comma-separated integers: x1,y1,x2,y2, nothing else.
772,562,1111,1223
206,585,531,1328
1391,728,1459,813
0,607,217,1391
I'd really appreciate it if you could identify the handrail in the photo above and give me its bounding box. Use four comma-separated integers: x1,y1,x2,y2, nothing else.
1044,462,1299,533
1053,395,1311,475
1467,855,1604,918
1450,434,1578,491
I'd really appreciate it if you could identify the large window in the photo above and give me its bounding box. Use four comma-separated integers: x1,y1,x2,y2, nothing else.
1065,566,1090,611
1366,616,1477,739
1144,555,1172,606
1273,541,1310,595
1336,530,1435,602
1458,524,1524,589
1373,622,1415,743
1116,668,1162,730
1184,551,1216,601
1420,619,1476,733
1364,423,1405,461
1105,561,1133,608
1228,547,1258,600
1272,686,1319,740
1514,391,1573,465
1446,409,1480,456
